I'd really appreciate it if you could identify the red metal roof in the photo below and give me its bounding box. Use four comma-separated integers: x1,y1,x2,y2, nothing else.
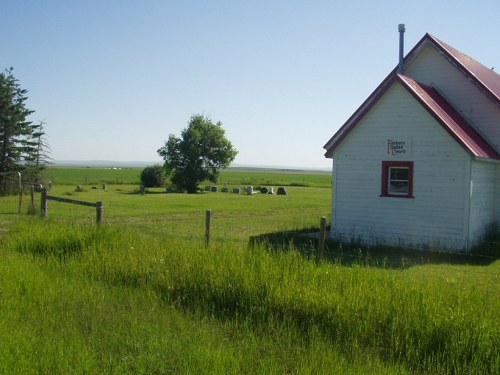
398,75,500,159
422,34,500,105
324,33,500,159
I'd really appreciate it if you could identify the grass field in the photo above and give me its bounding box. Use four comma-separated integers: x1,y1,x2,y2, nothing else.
0,167,498,374
43,165,332,188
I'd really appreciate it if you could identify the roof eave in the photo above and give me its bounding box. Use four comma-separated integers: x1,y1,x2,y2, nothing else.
323,74,399,158
397,74,500,160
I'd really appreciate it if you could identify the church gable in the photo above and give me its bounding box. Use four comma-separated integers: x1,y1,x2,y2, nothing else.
325,33,500,160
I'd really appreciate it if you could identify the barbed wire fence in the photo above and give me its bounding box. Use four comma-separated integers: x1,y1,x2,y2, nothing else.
2,180,499,276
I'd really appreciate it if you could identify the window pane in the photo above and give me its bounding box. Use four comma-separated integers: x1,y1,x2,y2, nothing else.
390,168,408,181
388,167,409,195
389,180,409,194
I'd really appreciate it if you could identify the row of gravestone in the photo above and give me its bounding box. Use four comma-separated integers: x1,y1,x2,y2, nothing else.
76,184,108,192
204,185,287,195
72,184,288,196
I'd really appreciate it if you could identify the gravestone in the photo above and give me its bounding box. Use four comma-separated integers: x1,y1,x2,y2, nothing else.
277,187,287,195
211,186,218,192
246,186,254,195
232,188,241,194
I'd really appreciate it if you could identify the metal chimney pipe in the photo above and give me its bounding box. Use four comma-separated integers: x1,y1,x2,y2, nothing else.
398,24,405,74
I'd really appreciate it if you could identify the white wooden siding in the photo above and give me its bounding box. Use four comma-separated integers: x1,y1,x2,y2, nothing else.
405,45,500,153
468,160,498,245
495,165,500,224
330,82,470,250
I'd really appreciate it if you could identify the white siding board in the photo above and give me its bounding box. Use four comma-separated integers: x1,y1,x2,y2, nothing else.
468,161,497,245
495,165,500,222
330,82,470,250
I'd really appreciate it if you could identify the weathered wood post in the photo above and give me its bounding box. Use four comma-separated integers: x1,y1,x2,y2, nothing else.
205,209,212,247
18,187,22,214
41,188,48,218
96,201,104,224
317,216,327,264
30,185,35,210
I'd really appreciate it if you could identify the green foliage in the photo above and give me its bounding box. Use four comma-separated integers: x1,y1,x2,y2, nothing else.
22,121,51,186
139,164,166,188
0,68,48,193
157,114,237,193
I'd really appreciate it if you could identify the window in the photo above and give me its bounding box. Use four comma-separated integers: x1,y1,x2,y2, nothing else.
381,161,414,198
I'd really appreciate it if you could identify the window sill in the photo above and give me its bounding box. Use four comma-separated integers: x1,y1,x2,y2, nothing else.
380,194,415,199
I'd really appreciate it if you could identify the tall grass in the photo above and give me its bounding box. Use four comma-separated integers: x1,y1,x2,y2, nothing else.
2,220,498,374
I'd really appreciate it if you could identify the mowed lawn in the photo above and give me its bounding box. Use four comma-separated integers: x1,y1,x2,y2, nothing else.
0,167,498,374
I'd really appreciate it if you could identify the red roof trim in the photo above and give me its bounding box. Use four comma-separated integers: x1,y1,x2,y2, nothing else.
323,75,397,156
425,34,500,105
398,75,500,159
323,74,499,159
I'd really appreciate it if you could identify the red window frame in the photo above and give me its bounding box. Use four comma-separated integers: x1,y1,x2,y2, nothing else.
381,161,414,198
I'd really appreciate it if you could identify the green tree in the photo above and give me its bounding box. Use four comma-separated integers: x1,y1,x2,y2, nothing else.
0,68,48,194
157,114,237,193
140,164,166,188
23,121,51,185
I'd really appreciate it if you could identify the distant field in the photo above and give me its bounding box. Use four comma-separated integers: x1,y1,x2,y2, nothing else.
44,166,142,186
43,166,332,188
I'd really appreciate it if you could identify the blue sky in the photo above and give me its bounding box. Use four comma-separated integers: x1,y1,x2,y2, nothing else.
1,0,499,169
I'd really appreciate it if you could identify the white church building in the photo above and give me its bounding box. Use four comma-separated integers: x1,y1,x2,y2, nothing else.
323,27,500,251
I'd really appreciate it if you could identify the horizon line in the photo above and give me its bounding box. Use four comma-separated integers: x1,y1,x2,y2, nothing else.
51,160,331,172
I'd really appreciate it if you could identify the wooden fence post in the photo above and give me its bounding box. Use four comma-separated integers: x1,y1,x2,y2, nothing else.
30,185,35,210
317,216,327,264
17,175,22,214
96,201,104,224
41,188,48,218
205,209,212,247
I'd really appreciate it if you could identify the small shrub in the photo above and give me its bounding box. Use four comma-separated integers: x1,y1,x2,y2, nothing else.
140,165,166,188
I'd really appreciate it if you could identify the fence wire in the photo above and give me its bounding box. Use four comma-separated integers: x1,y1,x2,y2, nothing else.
3,184,499,274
